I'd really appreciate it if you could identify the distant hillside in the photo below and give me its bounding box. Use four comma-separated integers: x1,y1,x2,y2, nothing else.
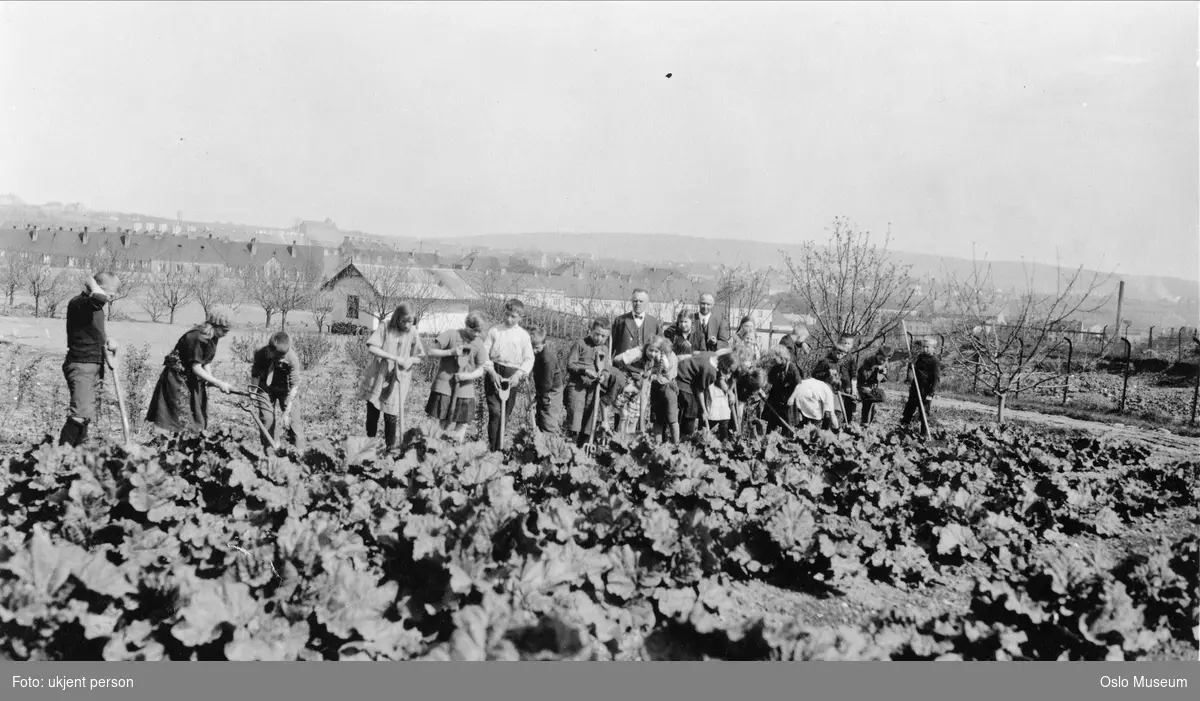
429,232,1198,304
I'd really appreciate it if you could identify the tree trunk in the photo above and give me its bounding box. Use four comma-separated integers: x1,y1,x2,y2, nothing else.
169,307,176,325
264,310,274,328
33,296,40,318
995,393,1007,424
280,311,288,330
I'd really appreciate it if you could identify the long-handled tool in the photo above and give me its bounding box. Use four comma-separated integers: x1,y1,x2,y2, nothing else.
635,371,651,436
104,349,132,446
901,322,932,440
585,338,614,453
496,376,511,452
229,385,278,451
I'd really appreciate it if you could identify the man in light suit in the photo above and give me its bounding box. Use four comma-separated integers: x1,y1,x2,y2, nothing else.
690,293,730,353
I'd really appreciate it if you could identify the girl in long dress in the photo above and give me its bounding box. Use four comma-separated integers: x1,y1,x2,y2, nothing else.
145,312,235,434
358,302,426,450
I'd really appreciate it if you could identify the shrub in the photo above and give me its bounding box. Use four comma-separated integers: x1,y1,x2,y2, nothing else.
291,331,335,370
228,333,268,364
330,321,369,336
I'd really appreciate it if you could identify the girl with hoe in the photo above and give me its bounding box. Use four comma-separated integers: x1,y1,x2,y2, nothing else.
358,302,426,451
146,311,236,434
424,312,486,443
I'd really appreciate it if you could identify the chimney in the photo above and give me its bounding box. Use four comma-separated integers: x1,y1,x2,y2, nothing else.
29,228,38,242
81,229,90,245
249,238,258,255
289,241,296,258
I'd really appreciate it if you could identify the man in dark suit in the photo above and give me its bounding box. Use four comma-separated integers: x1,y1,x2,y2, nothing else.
610,288,661,357
607,288,661,407
690,293,730,353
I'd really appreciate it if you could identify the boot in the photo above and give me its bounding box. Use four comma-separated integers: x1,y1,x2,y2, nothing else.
383,414,399,451
58,417,90,447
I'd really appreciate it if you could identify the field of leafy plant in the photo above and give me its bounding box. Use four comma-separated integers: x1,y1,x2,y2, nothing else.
1,411,1196,661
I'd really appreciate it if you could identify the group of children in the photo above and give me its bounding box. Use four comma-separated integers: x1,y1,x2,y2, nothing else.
59,274,941,453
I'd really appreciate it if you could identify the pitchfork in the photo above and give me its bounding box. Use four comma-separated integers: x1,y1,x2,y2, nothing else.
227,384,279,451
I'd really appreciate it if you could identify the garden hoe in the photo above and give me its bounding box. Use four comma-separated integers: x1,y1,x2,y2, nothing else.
104,349,133,447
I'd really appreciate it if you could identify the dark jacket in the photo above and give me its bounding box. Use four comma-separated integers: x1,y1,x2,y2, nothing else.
689,311,730,353
64,292,108,365
533,345,564,395
610,312,661,358
857,354,889,389
907,352,941,396
812,351,854,393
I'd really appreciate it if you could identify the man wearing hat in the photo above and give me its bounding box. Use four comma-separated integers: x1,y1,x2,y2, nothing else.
58,272,121,446
856,344,894,426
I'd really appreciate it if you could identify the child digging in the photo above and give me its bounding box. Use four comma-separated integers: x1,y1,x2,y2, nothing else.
564,318,611,447
358,302,426,451
424,313,486,443
249,331,305,450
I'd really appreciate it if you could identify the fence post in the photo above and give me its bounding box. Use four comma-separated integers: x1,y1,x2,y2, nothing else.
1179,327,1186,364
1118,338,1132,413
1190,335,1200,425
1148,326,1154,350
1061,337,1073,406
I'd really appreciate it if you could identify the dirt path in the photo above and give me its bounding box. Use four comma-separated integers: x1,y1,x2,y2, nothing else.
934,396,1199,458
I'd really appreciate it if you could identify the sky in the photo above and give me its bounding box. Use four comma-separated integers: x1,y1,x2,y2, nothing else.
1,1,1196,279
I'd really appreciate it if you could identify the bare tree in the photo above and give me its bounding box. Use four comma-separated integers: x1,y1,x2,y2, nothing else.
273,257,326,329
140,265,197,324
943,258,1113,423
23,264,69,318
567,275,609,322
355,262,445,325
1,251,34,308
235,266,281,328
309,289,337,333
782,217,922,349
715,264,779,327
189,267,239,319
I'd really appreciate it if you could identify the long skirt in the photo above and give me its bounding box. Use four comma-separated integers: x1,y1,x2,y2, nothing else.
426,391,476,425
145,368,208,433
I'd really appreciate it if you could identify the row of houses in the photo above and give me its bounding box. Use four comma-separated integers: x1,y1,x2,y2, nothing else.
0,224,791,343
